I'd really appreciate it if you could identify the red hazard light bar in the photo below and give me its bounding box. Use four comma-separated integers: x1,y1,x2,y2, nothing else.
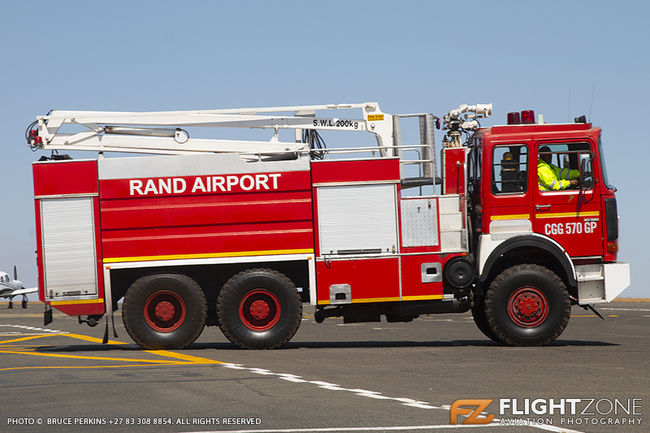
507,109,536,125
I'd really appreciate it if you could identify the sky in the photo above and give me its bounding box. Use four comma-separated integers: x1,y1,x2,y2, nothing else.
1,0,648,297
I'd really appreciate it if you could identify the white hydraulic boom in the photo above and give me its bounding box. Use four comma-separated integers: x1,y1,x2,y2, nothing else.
27,102,396,157
27,102,490,184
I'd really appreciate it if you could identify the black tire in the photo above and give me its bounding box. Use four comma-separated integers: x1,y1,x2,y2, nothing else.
471,290,502,343
485,264,570,346
21,299,28,309
122,274,207,350
217,268,302,349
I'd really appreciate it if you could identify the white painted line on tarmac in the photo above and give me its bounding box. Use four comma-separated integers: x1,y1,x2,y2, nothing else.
599,307,650,312
527,425,585,433
183,422,586,433
0,324,66,333
223,363,442,410
220,363,585,433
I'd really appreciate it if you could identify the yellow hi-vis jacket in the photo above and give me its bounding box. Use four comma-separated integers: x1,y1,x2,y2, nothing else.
538,160,579,191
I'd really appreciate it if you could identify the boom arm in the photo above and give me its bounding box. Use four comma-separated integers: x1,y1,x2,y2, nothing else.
27,102,395,157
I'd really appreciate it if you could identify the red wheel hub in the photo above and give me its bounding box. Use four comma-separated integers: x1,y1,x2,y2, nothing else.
154,301,175,321
507,287,549,328
239,289,281,331
249,300,271,320
144,290,186,332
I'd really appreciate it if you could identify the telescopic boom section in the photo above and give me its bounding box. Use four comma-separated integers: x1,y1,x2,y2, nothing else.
26,102,395,157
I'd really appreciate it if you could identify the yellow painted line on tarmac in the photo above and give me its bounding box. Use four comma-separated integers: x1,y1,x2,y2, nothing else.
0,331,224,370
0,334,223,371
63,333,126,345
0,350,191,364
0,364,182,372
0,334,59,345
145,350,224,364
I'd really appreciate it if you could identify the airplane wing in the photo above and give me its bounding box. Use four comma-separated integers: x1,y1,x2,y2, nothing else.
7,287,38,296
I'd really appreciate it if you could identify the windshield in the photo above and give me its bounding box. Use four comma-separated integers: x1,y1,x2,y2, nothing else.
598,135,613,189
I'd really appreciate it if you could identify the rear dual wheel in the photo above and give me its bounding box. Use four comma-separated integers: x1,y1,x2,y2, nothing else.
123,274,207,350
484,264,571,346
217,269,302,349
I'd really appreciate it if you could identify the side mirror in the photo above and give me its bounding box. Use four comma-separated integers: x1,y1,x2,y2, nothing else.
579,157,594,189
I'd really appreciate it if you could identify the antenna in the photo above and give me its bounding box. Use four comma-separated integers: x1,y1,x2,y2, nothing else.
588,83,596,121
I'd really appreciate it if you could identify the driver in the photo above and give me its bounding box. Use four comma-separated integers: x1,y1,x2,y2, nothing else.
538,146,579,191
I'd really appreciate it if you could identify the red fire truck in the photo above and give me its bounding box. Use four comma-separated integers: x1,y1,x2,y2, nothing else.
26,102,629,349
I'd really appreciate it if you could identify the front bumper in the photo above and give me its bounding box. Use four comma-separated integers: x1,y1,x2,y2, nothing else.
576,262,631,304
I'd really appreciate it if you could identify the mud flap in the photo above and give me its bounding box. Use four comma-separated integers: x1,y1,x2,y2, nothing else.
44,305,53,326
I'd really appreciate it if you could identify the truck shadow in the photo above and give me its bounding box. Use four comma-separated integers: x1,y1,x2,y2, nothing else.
33,339,618,353
282,339,619,349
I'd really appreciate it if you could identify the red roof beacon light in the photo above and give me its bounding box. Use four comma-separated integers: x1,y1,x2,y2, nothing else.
521,110,536,124
507,112,521,124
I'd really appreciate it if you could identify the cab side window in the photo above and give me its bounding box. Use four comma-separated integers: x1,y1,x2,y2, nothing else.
537,143,592,192
492,145,528,194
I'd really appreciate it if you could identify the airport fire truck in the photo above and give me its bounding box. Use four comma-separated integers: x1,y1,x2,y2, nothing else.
26,102,629,349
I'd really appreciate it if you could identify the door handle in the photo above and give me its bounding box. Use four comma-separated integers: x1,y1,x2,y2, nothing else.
536,204,551,211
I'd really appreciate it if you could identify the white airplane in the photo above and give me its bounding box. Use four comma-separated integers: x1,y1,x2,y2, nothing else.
0,266,37,309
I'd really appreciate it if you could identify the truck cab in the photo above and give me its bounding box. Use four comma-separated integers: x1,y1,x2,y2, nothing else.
465,112,629,345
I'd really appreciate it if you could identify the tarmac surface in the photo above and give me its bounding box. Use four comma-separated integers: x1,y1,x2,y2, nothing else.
0,301,648,433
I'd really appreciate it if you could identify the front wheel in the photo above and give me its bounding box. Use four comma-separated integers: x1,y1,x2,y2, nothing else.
217,269,302,349
122,274,207,349
485,264,570,346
